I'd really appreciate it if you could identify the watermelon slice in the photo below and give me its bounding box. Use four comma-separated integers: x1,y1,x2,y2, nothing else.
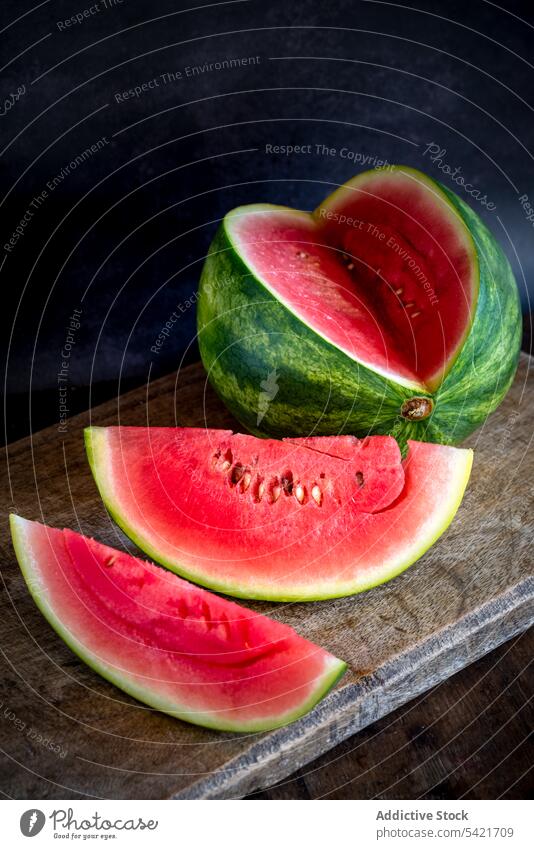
9,515,346,732
86,426,473,601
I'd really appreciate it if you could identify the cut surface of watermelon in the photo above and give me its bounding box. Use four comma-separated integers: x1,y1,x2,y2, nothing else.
86,426,473,601
10,515,346,732
226,168,477,391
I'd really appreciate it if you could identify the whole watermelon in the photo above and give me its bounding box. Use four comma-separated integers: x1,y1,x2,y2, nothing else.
197,166,521,445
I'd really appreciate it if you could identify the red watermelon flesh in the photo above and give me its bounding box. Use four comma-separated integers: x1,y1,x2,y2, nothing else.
285,434,404,509
10,515,346,732
227,168,477,390
86,426,473,601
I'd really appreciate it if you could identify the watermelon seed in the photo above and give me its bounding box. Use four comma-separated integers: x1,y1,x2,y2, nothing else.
220,614,231,640
176,598,188,619
404,301,415,309
212,450,221,466
395,287,403,295
252,476,265,501
311,485,323,506
240,470,252,492
297,250,308,259
104,555,116,568
411,311,421,318
202,599,214,628
347,262,354,271
355,471,365,488
270,478,281,503
230,464,245,486
281,471,294,495
295,484,307,504
221,448,233,470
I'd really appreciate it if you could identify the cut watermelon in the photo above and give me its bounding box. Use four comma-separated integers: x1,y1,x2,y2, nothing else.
10,515,346,732
226,199,473,393
86,426,473,601
198,166,521,444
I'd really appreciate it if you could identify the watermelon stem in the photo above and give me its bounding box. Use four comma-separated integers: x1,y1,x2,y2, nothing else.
401,396,434,421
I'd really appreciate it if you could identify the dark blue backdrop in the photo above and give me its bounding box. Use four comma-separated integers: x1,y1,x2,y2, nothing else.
2,0,533,441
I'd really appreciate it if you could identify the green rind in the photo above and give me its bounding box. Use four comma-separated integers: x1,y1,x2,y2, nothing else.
197,214,412,442
85,427,473,602
429,186,522,443
197,167,521,445
10,513,347,733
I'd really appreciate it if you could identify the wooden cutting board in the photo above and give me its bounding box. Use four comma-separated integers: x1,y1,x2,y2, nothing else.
1,355,533,799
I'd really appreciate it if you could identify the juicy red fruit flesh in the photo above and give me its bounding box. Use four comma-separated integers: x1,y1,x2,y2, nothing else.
126,428,406,531
64,529,292,667
87,426,473,600
232,172,476,390
91,428,408,582
12,516,347,730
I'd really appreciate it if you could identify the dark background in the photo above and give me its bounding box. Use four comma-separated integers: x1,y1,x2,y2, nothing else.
2,0,534,443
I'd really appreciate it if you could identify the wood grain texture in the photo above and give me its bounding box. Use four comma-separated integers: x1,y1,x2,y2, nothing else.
247,628,533,800
0,355,533,799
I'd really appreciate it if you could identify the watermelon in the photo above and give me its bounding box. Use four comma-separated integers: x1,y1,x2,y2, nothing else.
197,165,521,445
85,426,473,601
9,514,346,732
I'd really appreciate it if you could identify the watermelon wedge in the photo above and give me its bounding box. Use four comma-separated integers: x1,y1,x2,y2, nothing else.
9,515,346,732
85,426,473,601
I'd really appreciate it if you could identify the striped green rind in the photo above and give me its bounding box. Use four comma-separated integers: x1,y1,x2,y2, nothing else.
197,167,521,446
427,187,522,443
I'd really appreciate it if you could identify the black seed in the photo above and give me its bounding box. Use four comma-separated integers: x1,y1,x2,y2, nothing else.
281,471,294,495
230,464,245,485
355,471,365,488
